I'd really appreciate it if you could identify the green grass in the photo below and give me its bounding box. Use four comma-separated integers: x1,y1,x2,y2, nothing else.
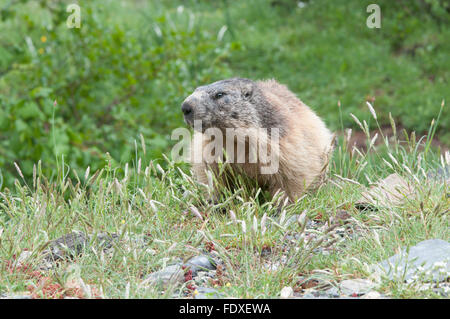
0,111,448,298
0,0,448,189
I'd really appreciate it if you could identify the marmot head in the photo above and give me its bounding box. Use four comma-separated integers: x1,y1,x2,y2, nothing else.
181,78,283,133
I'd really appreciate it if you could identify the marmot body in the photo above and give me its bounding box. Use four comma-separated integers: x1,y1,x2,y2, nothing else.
181,78,334,202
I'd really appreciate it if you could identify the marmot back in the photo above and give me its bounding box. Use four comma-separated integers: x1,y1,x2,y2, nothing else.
181,77,334,203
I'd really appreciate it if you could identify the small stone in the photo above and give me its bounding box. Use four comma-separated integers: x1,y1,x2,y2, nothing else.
356,173,414,210
185,255,216,277
280,286,294,299
16,250,33,266
340,279,375,296
194,271,216,286
373,239,450,282
43,231,89,263
361,291,382,299
142,265,185,289
263,261,280,272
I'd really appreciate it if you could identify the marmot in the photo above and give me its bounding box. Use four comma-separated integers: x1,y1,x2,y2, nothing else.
181,78,334,203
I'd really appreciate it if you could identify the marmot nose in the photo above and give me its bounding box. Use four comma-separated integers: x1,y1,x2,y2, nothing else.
181,102,193,116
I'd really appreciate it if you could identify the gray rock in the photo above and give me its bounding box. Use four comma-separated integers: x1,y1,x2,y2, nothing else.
16,250,33,265
339,279,376,296
356,173,414,210
43,231,89,263
142,265,185,288
432,283,449,297
90,232,119,250
38,231,123,270
185,255,216,277
194,287,223,299
374,239,450,282
208,251,225,269
194,270,217,286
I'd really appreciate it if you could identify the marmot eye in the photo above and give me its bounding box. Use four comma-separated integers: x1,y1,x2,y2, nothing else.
214,92,226,99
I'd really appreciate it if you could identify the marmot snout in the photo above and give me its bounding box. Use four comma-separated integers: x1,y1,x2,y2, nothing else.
182,77,334,202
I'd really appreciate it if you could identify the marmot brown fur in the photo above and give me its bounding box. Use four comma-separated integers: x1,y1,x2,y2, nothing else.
181,78,334,203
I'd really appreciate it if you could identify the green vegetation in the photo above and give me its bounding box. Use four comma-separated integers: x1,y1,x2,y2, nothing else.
0,0,448,188
0,113,448,298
